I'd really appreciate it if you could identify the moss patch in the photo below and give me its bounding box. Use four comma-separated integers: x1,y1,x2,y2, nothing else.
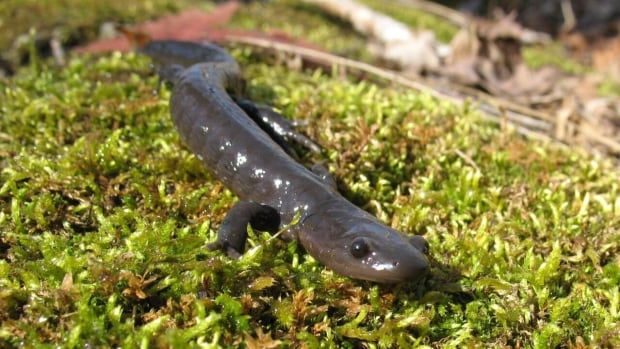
522,43,589,74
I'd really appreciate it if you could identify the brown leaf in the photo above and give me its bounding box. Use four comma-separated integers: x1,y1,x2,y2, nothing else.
444,12,562,105
60,272,73,292
73,2,241,54
592,35,620,82
243,328,282,349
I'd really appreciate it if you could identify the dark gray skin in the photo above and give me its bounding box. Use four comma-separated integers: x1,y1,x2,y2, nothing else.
140,40,429,283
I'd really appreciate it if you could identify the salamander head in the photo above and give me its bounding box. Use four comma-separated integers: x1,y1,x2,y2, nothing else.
298,219,430,283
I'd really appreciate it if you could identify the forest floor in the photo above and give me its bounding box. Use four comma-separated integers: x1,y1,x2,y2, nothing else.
1,1,619,347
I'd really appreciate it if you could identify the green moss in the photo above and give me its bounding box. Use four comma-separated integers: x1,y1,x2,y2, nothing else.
1,3,620,348
522,44,589,74
598,78,620,97
359,0,459,42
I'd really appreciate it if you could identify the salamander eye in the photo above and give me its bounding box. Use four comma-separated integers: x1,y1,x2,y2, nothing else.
350,238,369,258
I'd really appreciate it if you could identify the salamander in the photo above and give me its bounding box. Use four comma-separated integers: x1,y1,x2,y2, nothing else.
140,40,429,283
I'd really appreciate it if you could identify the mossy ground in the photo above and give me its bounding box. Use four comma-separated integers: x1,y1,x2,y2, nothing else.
1,1,620,348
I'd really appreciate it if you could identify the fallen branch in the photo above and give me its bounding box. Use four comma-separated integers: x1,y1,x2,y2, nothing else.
302,0,444,72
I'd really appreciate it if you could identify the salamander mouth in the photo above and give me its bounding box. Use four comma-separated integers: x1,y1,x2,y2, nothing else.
327,253,429,283
370,259,429,283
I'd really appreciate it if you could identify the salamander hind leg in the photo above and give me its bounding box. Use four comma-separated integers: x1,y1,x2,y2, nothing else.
207,201,280,258
235,99,321,154
235,99,298,158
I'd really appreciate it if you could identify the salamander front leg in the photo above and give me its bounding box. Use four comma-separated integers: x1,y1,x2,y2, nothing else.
207,201,280,258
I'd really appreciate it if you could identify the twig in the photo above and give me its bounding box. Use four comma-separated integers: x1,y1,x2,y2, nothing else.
560,0,577,32
224,35,455,100
455,149,480,172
